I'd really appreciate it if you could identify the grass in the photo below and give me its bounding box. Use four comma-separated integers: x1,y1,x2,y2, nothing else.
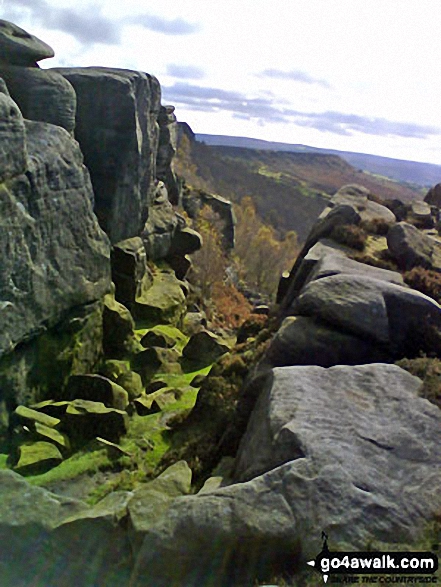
25,447,111,487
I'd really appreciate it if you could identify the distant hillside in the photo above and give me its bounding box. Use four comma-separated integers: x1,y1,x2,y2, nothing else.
197,133,441,188
176,129,425,242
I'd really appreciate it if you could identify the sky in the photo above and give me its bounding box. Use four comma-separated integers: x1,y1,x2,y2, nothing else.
1,0,441,165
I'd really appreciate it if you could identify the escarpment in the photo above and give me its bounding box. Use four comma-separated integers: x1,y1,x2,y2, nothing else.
1,18,441,587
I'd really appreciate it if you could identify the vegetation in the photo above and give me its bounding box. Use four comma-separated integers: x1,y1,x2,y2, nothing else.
329,223,368,250
403,267,441,304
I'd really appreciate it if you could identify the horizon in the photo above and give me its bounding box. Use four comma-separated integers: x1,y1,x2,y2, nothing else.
1,1,441,166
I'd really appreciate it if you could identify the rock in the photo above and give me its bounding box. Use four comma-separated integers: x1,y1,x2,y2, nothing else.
130,364,441,587
133,269,187,326
102,293,136,358
331,184,396,224
387,221,440,270
128,461,192,552
262,316,389,369
168,226,202,257
183,187,236,249
98,359,129,381
278,239,348,306
65,374,129,410
14,440,63,473
0,300,106,409
131,347,182,383
190,374,207,387
182,311,207,335
33,422,71,452
0,20,54,66
182,330,229,365
29,400,71,419
0,119,111,360
165,253,192,280
408,200,434,228
0,65,76,132
0,468,132,586
55,67,161,244
425,183,441,208
116,370,144,400
142,182,180,259
0,76,9,94
306,251,404,286
140,330,176,349
0,91,26,182
156,104,180,204
14,405,61,429
291,273,441,355
134,388,177,415
111,237,153,309
62,399,129,444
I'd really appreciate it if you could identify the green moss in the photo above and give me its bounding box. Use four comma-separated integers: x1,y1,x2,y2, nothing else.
0,453,9,469
25,447,111,487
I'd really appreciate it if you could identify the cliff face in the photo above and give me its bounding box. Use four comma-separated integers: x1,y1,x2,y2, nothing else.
0,20,188,408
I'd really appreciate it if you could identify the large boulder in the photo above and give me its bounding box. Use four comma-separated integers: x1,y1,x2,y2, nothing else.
102,293,136,358
387,221,441,271
54,67,162,244
111,237,153,309
0,91,26,181
0,20,54,66
130,364,441,587
262,315,389,369
425,183,441,208
0,65,76,132
133,268,187,326
291,273,441,355
182,330,229,365
0,119,111,359
141,181,180,259
65,374,129,410
331,184,396,224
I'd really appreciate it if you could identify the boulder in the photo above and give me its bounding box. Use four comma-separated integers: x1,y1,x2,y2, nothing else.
33,421,70,452
128,460,192,552
55,67,161,244
140,329,176,349
133,388,178,415
182,330,229,365
133,269,187,326
387,221,440,270
182,311,207,335
291,273,441,355
111,237,153,309
0,65,76,132
408,200,433,228
425,183,441,208
0,91,26,181
102,293,136,358
14,440,63,473
331,184,396,224
62,399,129,444
156,104,180,204
0,119,111,359
262,315,389,369
130,364,441,587
116,370,144,400
168,226,202,257
98,359,130,381
142,182,180,259
0,20,54,65
14,405,61,429
306,251,404,287
131,347,182,383
65,374,129,410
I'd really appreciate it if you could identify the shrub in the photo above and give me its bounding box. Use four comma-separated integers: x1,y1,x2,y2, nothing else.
360,218,392,236
350,250,399,272
404,267,441,304
330,224,367,250
396,356,441,410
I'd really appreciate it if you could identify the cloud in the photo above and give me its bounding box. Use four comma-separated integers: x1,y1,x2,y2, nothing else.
2,0,121,44
126,14,200,35
259,68,331,88
163,82,441,139
1,1,200,45
166,64,205,80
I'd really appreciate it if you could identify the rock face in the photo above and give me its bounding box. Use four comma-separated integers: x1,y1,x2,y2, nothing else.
0,90,26,181
0,20,54,65
55,67,161,244
0,65,77,132
129,364,441,587
0,116,110,359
